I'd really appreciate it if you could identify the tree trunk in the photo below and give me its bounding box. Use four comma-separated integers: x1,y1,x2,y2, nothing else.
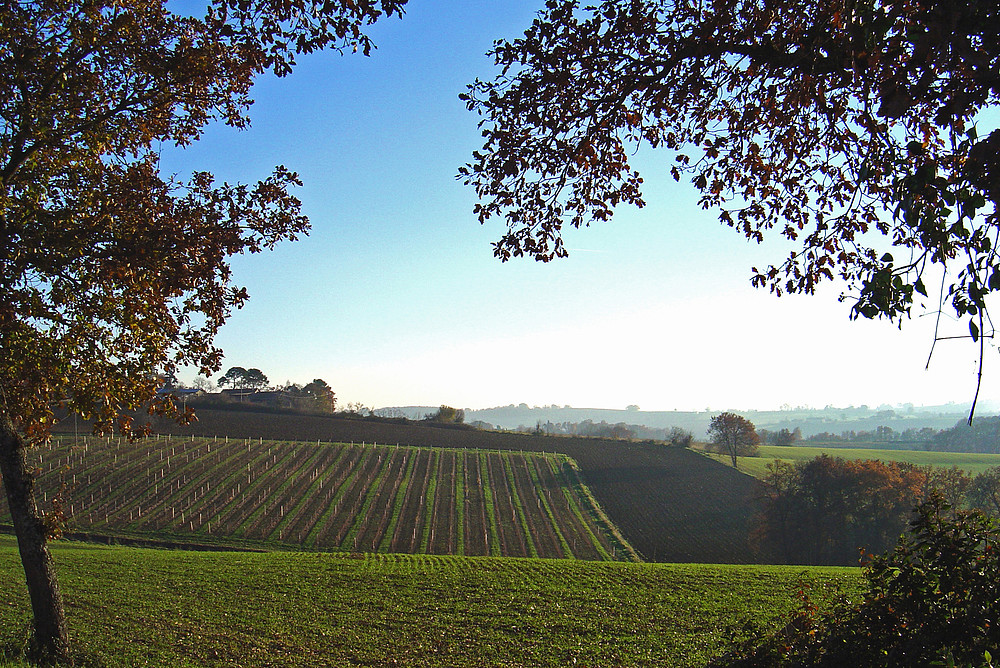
0,415,70,662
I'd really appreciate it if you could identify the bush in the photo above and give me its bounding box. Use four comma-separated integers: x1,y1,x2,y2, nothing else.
713,493,1000,667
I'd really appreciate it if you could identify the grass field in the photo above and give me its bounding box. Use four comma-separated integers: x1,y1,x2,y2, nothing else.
703,445,1000,478
0,537,861,667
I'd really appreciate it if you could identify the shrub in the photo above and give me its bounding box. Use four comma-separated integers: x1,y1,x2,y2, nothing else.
714,493,1000,667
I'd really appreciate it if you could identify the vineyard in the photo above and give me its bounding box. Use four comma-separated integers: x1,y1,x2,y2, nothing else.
0,436,636,561
50,407,768,562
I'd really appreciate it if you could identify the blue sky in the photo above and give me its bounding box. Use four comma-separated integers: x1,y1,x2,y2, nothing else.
162,0,997,412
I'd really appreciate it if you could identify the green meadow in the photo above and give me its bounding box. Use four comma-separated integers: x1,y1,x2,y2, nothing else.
0,537,860,667
705,445,1000,478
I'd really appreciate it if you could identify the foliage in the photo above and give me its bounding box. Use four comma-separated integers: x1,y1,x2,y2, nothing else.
756,455,977,565
969,466,1000,515
462,0,1000,412
932,416,1000,454
2,0,407,437
667,426,694,448
242,368,269,391
218,367,269,391
925,464,973,508
718,496,1000,667
425,405,466,424
708,412,761,468
217,366,248,390
760,429,801,447
301,378,336,412
759,456,919,564
0,538,861,667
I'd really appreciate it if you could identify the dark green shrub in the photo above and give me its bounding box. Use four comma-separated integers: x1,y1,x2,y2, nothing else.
713,494,1000,667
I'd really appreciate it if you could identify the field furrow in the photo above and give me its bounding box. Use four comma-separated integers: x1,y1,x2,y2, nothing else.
429,449,457,554
486,452,528,557
462,452,489,556
389,448,432,552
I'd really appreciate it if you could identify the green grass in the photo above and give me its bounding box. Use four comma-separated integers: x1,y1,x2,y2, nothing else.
0,537,861,667
704,445,1000,478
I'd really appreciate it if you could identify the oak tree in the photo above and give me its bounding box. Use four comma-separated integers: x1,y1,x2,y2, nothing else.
462,0,1000,415
707,412,760,468
0,0,405,659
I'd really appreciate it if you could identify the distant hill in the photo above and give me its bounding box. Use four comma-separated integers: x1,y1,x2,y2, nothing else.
391,403,985,439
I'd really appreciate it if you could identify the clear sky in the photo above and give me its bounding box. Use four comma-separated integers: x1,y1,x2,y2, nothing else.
162,0,998,412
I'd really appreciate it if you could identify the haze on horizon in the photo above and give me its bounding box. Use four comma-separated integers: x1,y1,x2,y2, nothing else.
164,0,998,415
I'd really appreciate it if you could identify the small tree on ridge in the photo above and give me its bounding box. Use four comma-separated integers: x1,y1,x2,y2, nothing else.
707,412,760,469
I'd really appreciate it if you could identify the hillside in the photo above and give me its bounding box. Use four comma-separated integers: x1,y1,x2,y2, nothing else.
55,406,768,563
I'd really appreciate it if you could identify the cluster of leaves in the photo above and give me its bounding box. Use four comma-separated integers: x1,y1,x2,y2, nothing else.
758,428,802,446
667,425,694,447
969,466,1000,515
718,495,1000,667
931,415,1000,453
0,0,406,443
462,0,1000,410
424,405,466,424
217,366,270,391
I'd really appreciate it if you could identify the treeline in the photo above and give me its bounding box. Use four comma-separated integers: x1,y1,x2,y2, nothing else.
804,425,940,444
757,455,1000,565
927,415,1000,453
519,419,693,443
780,416,1000,453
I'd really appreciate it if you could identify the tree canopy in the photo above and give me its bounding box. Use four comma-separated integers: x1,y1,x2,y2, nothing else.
303,378,337,412
0,0,406,659
462,0,1000,411
425,405,466,424
218,367,250,390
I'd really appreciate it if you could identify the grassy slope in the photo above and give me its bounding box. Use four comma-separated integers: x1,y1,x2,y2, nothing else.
703,445,1000,479
0,538,860,667
101,408,767,563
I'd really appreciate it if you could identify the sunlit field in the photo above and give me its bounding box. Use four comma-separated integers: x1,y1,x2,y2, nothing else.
703,445,1000,478
0,537,861,667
